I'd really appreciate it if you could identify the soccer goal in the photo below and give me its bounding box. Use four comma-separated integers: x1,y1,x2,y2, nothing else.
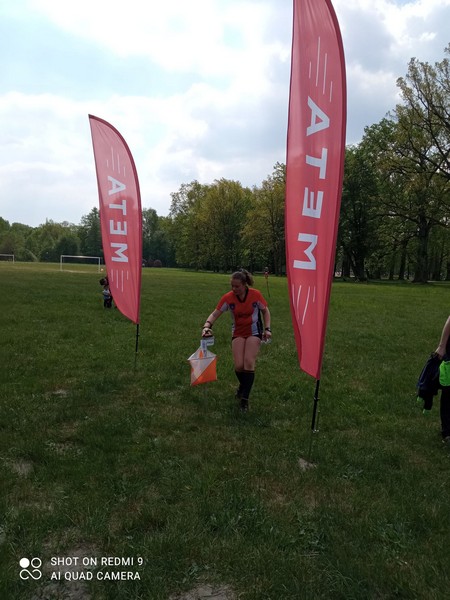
60,255,102,272
0,254,14,262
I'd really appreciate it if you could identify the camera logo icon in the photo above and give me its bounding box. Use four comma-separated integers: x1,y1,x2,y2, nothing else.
19,557,42,580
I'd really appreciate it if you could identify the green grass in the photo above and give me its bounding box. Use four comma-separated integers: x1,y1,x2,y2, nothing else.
1,263,450,599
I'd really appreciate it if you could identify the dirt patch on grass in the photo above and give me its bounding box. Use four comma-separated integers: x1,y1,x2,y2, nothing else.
298,457,317,471
5,459,33,477
169,585,236,600
31,581,90,600
31,544,98,600
45,441,82,456
52,389,69,397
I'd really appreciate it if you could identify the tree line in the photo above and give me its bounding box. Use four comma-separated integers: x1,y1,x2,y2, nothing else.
0,165,286,274
1,46,450,282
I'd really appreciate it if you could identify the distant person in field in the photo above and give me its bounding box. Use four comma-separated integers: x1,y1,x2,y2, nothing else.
201,269,271,412
99,275,113,308
434,316,450,444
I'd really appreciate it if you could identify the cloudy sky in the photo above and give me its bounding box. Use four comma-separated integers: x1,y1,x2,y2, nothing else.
1,0,449,227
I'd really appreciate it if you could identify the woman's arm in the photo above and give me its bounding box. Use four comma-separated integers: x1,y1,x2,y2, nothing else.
436,315,450,358
261,306,271,338
202,309,222,337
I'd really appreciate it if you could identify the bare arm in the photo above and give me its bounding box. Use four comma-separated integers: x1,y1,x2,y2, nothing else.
436,315,450,358
202,309,222,337
261,306,271,339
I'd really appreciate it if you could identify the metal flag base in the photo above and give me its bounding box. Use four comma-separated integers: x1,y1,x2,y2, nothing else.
134,323,140,371
306,379,320,464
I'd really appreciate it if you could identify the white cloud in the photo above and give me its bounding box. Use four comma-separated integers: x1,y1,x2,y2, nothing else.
27,0,281,79
0,0,449,226
334,0,450,141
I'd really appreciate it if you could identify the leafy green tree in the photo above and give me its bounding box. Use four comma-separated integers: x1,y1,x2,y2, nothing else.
358,122,417,280
338,145,380,280
148,227,174,267
141,208,175,267
169,181,209,269
54,234,81,259
23,220,65,262
0,217,10,235
0,221,29,259
0,231,23,257
242,164,285,274
392,49,450,281
156,217,176,267
360,109,450,283
142,207,159,262
200,179,252,272
396,46,450,181
78,208,103,258
428,225,450,281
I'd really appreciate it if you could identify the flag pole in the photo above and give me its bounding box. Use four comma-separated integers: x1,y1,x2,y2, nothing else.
264,268,271,297
307,379,320,462
134,323,140,370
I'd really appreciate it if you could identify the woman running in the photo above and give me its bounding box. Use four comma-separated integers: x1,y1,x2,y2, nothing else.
202,270,271,411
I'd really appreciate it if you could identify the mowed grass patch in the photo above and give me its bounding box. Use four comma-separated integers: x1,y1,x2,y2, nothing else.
1,263,450,599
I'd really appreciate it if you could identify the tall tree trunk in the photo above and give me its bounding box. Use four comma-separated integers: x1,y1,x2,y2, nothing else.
353,255,367,281
398,239,408,281
341,253,351,278
437,241,445,281
413,215,430,283
388,244,396,280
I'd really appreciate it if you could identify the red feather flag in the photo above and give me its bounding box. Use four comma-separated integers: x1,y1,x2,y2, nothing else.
285,0,347,379
89,115,142,325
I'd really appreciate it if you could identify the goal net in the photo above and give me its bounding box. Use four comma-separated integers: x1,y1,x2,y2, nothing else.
60,255,102,272
0,254,14,262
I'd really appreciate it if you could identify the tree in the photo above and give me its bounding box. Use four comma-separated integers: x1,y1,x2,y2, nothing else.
141,208,175,266
23,220,66,261
361,109,450,283
155,217,176,267
142,208,159,262
0,217,10,235
0,231,23,257
338,145,380,280
54,234,80,258
78,208,103,258
169,181,209,269
242,164,286,274
0,222,31,259
393,48,450,281
199,179,251,271
396,47,450,181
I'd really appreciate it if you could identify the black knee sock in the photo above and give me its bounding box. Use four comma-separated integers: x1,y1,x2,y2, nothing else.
240,370,255,399
235,370,245,388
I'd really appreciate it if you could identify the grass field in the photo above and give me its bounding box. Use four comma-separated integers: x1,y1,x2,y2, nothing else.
1,263,450,599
